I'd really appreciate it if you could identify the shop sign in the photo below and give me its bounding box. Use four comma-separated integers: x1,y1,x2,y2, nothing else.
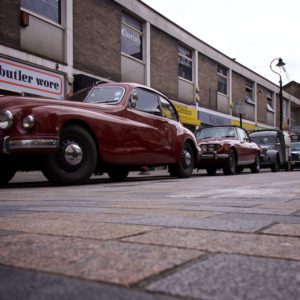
0,57,64,99
198,111,231,126
174,104,200,126
231,120,256,131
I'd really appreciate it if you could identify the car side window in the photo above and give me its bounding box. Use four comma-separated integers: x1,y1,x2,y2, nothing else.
160,97,178,121
131,89,162,116
237,128,248,141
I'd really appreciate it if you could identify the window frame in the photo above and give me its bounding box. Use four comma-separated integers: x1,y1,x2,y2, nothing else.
121,13,144,61
245,79,255,105
266,90,275,112
217,65,228,95
178,45,193,82
21,0,61,24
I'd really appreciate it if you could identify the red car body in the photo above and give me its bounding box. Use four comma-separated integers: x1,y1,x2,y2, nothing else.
0,82,200,185
195,126,261,175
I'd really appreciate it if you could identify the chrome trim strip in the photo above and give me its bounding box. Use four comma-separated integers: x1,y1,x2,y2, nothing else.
1,138,59,153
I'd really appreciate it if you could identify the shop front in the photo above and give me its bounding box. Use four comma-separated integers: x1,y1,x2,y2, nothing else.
174,103,200,132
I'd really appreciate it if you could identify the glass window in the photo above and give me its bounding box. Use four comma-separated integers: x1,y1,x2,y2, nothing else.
266,90,274,112
245,79,254,104
160,97,178,121
133,89,161,115
84,86,125,104
237,127,248,141
178,45,193,81
21,0,61,24
121,13,143,60
217,65,228,95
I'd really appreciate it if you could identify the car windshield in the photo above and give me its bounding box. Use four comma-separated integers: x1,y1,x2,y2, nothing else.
250,136,275,145
196,127,236,140
292,142,300,151
84,86,125,104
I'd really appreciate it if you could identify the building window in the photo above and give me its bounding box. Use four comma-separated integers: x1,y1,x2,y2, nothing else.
178,45,192,81
21,0,61,24
266,90,274,112
121,13,143,60
245,79,255,104
217,65,228,95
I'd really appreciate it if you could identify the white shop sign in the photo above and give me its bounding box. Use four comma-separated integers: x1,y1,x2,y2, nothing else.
0,57,65,99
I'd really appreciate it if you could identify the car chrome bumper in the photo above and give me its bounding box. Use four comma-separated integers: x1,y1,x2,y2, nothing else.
2,136,59,154
201,152,229,160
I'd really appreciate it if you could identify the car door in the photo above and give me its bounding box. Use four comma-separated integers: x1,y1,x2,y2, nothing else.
237,127,256,164
124,88,176,165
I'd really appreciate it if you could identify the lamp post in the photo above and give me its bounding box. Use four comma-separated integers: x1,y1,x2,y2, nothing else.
270,57,286,130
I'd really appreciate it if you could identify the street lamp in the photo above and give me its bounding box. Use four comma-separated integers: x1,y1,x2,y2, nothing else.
270,57,286,130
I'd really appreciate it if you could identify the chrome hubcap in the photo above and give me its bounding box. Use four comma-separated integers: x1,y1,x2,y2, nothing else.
184,151,192,166
64,144,83,166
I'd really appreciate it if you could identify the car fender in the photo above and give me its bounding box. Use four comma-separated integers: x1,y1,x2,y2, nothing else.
265,149,279,164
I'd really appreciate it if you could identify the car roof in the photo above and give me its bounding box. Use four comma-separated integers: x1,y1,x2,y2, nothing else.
249,130,278,137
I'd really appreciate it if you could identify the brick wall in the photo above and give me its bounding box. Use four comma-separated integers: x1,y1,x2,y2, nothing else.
198,53,217,110
73,0,121,81
0,0,20,48
150,26,178,100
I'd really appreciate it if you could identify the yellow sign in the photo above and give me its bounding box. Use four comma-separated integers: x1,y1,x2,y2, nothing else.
231,120,256,131
174,104,201,126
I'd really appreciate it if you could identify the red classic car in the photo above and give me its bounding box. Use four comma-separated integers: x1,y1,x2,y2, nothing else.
195,126,261,175
0,82,200,185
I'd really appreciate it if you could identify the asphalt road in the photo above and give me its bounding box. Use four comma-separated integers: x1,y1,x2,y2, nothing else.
0,169,300,300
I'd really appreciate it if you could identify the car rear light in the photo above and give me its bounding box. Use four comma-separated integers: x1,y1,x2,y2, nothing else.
0,110,13,130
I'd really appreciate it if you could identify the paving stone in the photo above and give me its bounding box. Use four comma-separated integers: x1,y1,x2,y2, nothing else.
124,228,300,261
0,212,160,240
104,213,273,233
0,265,178,300
262,223,300,237
0,233,203,286
147,254,300,300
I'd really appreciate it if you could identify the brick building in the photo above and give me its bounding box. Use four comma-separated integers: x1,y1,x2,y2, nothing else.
1,0,300,132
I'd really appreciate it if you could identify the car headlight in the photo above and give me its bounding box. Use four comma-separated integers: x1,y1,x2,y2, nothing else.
0,110,13,130
22,115,35,129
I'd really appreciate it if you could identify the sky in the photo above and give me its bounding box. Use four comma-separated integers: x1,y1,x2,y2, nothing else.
141,0,300,86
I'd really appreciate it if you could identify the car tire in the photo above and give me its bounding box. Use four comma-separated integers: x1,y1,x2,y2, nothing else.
42,125,97,185
168,142,194,178
271,156,280,172
0,162,16,185
206,168,217,176
236,167,244,174
250,153,260,173
108,167,129,182
223,149,236,175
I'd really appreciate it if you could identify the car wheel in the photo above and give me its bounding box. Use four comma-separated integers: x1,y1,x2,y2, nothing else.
271,157,280,172
223,149,236,175
250,153,260,173
168,142,194,178
108,167,129,182
42,125,97,185
206,168,217,176
0,162,16,185
236,167,244,174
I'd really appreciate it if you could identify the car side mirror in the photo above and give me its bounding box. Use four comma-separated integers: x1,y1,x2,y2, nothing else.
129,92,138,109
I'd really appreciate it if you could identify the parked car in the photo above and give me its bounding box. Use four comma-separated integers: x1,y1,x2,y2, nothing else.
195,126,261,175
291,142,300,170
0,82,200,185
249,130,292,172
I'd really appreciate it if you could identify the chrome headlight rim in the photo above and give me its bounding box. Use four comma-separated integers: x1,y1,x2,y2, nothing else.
0,110,14,130
22,115,35,129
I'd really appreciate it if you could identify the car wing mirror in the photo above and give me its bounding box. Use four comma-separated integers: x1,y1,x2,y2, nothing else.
129,92,138,109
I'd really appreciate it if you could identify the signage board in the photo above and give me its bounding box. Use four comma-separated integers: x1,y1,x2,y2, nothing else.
174,104,200,126
0,57,65,99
